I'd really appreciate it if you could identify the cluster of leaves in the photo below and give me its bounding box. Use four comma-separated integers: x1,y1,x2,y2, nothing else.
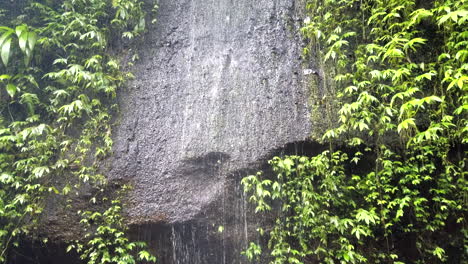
243,0,467,263
0,0,156,263
68,186,156,264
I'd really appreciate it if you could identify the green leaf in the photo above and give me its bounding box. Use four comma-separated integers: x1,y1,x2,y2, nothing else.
28,32,38,51
432,247,446,260
19,31,28,53
0,173,13,184
0,74,11,80
6,83,16,97
138,250,150,261
24,47,32,66
283,158,294,170
0,30,13,48
15,24,26,38
1,37,12,66
397,118,416,133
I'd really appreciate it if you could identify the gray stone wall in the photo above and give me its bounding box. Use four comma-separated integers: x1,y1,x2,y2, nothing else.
108,0,313,262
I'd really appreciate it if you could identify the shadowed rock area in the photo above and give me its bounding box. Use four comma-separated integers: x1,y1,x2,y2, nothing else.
106,0,313,262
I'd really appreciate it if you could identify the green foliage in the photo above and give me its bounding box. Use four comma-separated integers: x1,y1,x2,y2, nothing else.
68,187,156,264
0,0,156,263
243,0,467,263
0,24,37,67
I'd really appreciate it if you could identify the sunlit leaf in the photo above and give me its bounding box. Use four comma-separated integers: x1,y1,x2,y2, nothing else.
19,30,28,53
6,83,16,97
1,37,12,66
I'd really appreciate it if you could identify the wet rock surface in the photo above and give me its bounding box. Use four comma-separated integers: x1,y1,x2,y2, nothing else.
112,0,309,224
108,0,313,263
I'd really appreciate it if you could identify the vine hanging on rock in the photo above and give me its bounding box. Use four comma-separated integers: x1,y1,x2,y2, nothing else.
0,0,157,263
243,0,467,263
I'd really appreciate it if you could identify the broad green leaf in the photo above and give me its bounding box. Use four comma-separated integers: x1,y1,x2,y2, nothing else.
24,48,32,66
457,76,467,89
15,24,26,38
283,158,294,170
1,38,12,66
0,74,11,80
0,26,13,32
19,31,28,53
397,118,416,134
6,83,16,97
28,32,38,51
0,30,13,49
66,245,74,253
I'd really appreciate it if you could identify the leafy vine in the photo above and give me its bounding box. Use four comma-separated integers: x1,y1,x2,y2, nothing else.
243,0,467,263
0,0,157,263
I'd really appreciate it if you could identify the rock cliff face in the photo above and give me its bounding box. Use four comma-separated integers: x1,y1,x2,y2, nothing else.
3,0,316,263
109,0,313,262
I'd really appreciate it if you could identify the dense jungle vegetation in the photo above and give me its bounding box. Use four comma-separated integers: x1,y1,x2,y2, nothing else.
0,0,156,263
243,0,467,263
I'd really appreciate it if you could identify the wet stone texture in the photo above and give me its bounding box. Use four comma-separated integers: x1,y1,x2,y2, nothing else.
107,0,314,263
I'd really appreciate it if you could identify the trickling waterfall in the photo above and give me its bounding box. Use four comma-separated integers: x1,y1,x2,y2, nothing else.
106,0,312,262
131,172,264,263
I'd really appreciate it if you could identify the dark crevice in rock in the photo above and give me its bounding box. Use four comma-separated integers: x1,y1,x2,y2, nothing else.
9,240,79,264
267,140,325,158
123,140,324,264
